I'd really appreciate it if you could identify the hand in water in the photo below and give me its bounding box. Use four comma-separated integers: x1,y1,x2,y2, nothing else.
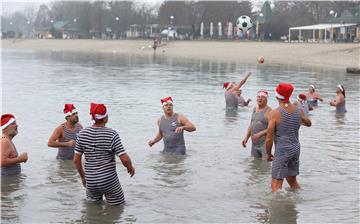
266,154,273,162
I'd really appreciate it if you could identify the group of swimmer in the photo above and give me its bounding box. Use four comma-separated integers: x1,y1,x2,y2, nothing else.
1,71,347,205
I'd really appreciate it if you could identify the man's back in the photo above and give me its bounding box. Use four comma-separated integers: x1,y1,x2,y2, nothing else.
75,126,125,177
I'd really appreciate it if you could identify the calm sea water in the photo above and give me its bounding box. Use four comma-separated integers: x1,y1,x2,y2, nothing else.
1,49,359,223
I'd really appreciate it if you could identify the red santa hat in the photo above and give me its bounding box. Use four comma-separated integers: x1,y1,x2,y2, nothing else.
90,103,108,120
297,93,307,103
223,82,232,90
275,83,294,103
161,97,173,105
63,104,77,118
257,90,268,98
1,114,16,130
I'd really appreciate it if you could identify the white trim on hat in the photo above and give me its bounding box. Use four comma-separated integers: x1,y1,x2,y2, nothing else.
309,85,315,90
162,101,173,106
1,117,16,130
297,95,305,103
337,84,343,92
94,113,108,120
64,109,77,118
226,82,232,90
257,91,268,98
275,90,284,99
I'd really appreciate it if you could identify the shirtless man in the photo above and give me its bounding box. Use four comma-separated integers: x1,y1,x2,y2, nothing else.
1,114,28,175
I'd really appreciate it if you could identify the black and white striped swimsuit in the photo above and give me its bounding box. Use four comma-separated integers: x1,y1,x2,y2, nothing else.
57,123,82,160
272,106,301,180
75,126,127,205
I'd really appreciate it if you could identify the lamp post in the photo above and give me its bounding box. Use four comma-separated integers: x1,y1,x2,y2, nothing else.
257,13,263,40
169,16,174,40
329,10,338,42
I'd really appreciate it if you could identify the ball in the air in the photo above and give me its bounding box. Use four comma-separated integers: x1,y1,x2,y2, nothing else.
236,15,253,32
258,56,265,64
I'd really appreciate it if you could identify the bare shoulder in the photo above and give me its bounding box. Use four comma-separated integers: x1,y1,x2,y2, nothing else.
1,138,11,148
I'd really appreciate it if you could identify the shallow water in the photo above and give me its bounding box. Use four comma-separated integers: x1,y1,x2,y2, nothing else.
1,49,359,223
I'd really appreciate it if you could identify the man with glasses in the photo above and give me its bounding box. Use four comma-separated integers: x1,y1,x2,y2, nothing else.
48,104,83,160
148,97,196,155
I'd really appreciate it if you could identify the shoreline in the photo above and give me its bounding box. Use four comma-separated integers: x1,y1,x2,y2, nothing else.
1,39,359,70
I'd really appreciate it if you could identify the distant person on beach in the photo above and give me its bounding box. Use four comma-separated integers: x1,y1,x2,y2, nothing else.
294,94,313,116
1,114,28,176
148,97,196,155
306,85,323,107
48,104,83,160
223,71,251,110
266,83,312,192
153,38,158,53
329,84,347,113
74,103,135,206
242,90,272,160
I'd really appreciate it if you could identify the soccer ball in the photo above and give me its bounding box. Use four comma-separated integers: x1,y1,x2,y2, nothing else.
236,15,253,32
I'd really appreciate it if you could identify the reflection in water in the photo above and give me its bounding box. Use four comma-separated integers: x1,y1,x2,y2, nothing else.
247,158,271,184
334,112,346,126
267,192,299,224
224,109,238,124
47,160,78,185
75,201,124,224
1,174,26,222
151,154,189,188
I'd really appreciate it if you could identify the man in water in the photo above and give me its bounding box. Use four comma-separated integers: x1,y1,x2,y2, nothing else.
242,90,272,160
294,94,312,116
1,114,28,175
329,84,347,113
306,85,323,107
74,103,135,206
48,104,83,160
266,83,311,192
148,97,196,155
223,71,251,110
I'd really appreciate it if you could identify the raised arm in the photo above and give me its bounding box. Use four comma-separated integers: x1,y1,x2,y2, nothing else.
176,114,196,133
48,125,74,148
148,118,163,147
238,71,252,89
231,71,251,94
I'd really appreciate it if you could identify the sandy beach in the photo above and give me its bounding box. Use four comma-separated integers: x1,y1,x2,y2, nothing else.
2,39,359,69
